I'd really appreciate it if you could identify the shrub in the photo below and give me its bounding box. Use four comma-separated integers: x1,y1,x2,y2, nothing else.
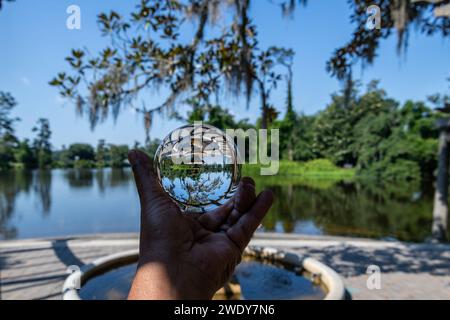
73,159,95,169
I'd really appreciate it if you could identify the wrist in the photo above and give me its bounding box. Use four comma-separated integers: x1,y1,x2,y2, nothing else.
129,254,214,300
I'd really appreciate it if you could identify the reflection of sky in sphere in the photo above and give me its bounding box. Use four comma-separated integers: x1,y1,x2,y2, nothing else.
162,171,232,207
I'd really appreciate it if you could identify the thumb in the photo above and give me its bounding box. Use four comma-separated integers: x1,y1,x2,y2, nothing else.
128,149,167,208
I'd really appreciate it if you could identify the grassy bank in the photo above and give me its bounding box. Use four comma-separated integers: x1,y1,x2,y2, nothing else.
242,159,355,179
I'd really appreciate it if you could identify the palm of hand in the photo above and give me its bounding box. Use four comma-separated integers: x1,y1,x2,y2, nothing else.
128,150,273,299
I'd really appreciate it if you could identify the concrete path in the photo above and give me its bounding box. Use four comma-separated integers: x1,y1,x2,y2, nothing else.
1,233,449,300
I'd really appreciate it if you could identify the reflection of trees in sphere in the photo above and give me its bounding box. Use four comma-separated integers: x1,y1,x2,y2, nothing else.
154,124,241,213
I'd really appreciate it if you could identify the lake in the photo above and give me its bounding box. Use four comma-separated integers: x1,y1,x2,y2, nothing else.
0,168,442,242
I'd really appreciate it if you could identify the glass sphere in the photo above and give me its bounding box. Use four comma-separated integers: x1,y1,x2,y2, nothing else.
154,124,241,213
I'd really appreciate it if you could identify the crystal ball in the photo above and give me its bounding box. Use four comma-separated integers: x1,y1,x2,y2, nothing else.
154,124,241,213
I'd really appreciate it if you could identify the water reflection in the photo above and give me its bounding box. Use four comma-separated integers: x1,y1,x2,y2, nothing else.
34,170,52,214
0,171,32,239
64,170,94,189
0,169,137,240
0,169,444,242
257,178,437,242
79,259,325,300
94,168,132,194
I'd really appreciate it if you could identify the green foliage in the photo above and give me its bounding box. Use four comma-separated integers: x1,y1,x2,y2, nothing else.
274,113,316,162
313,104,355,165
253,176,434,242
354,99,438,181
0,83,443,186
108,144,129,168
13,139,36,169
67,143,96,161
302,159,341,172
306,81,439,182
243,159,355,179
292,115,315,161
43,0,447,182
241,79,440,184
375,159,421,182
32,118,52,168
50,0,448,133
73,159,96,169
0,92,19,170
53,146,72,168
49,0,302,133
55,142,130,168
187,102,252,131
327,1,448,80
96,139,108,167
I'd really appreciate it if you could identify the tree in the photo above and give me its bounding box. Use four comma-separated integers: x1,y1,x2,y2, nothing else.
32,118,52,168
50,1,448,134
49,1,294,134
276,48,297,160
54,145,72,168
108,144,129,168
292,114,316,161
312,80,439,181
313,90,358,165
14,139,36,169
372,100,438,182
187,100,251,130
96,139,108,167
327,0,449,80
253,47,292,129
0,92,19,170
67,143,96,161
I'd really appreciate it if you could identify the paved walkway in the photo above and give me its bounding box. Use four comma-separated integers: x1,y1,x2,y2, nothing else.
1,233,449,300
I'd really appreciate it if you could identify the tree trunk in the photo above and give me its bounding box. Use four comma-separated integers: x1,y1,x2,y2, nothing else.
288,143,293,161
259,82,268,129
432,124,449,242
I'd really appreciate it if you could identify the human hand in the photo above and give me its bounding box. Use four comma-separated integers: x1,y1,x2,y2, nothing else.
127,149,274,300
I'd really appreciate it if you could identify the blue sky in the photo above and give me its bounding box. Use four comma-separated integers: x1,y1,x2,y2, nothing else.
0,0,448,149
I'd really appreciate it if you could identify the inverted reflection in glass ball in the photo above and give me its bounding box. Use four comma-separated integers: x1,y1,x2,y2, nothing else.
154,124,241,213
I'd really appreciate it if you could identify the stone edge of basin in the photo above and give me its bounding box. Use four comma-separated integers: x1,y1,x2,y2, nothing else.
62,247,346,301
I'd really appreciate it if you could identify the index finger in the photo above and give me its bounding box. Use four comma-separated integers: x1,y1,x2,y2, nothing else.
128,149,169,209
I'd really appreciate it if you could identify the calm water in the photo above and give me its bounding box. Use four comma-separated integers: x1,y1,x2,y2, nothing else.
79,260,325,300
0,168,442,242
